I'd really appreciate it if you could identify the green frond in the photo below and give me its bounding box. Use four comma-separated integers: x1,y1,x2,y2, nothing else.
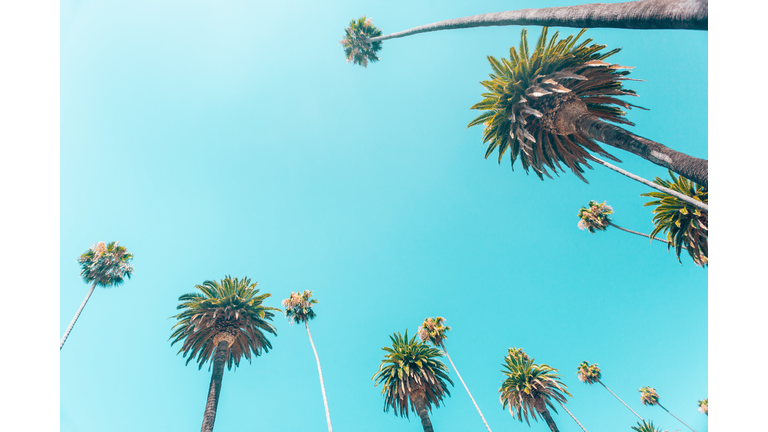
341,16,383,68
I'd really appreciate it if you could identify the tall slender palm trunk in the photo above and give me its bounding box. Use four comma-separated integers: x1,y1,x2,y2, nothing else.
412,391,435,432
556,400,588,432
369,0,706,44
598,380,643,420
60,281,97,349
305,322,333,432
658,403,697,432
440,344,492,432
607,222,669,244
201,340,229,432
537,407,561,432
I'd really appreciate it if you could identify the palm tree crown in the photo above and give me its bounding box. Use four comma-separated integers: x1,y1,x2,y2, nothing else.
639,386,660,406
698,398,707,415
631,420,669,432
78,241,134,287
641,170,708,266
468,27,642,182
499,347,570,425
576,361,602,384
170,276,279,370
340,16,383,68
418,316,451,347
282,290,318,324
577,201,613,233
372,330,454,418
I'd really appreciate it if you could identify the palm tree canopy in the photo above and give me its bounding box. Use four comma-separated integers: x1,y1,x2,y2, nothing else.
641,170,708,266
639,386,660,406
418,316,451,347
282,290,318,324
170,276,279,370
631,420,669,432
468,27,645,183
576,361,602,385
372,330,454,418
577,201,614,233
499,347,571,425
340,16,383,68
78,241,134,287
697,398,708,415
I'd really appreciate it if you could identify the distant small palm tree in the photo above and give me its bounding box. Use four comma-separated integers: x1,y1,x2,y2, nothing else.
639,386,696,432
418,317,493,432
500,348,587,432
373,330,454,432
282,291,333,432
577,361,643,420
641,170,708,267
340,16,382,68
631,419,669,432
697,398,707,416
60,241,134,350
170,276,278,432
577,201,668,244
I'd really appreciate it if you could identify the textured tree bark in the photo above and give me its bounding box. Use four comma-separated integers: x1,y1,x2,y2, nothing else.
412,391,435,432
538,407,561,432
60,281,98,350
306,322,333,432
440,344,492,432
369,0,706,44
200,340,229,432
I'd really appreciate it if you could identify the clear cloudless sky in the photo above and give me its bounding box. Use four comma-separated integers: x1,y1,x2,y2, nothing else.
8,0,747,430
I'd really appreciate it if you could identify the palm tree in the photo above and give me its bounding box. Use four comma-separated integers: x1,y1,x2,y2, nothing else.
500,348,588,432
641,170,708,266
697,398,707,415
576,361,643,420
340,16,382,68
341,0,707,65
578,200,669,243
631,420,669,432
170,276,278,432
60,241,134,350
282,291,333,432
418,317,493,432
639,386,697,432
373,330,454,432
467,27,707,187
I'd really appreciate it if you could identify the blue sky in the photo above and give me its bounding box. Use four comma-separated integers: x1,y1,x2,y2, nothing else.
3,1,761,431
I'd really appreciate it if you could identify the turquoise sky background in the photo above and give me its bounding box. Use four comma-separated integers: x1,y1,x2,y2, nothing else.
10,0,759,431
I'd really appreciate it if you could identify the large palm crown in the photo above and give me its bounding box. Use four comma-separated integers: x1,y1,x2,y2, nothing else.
639,386,660,406
468,27,642,182
78,241,134,287
576,361,602,385
170,276,279,370
340,16,382,68
282,290,318,324
372,331,454,418
418,316,451,347
577,201,614,233
499,347,570,425
641,170,708,266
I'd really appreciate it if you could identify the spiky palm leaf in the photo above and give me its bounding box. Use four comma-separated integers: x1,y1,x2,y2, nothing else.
340,16,383,68
576,361,602,385
468,27,645,182
631,420,668,432
499,347,571,425
282,290,318,324
78,241,134,287
641,170,708,266
698,399,707,415
372,330,453,418
639,386,660,406
577,201,614,233
418,316,451,347
170,276,278,370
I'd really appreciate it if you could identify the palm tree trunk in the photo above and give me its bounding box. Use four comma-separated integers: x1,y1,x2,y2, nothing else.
306,322,333,432
412,391,435,432
598,380,643,420
201,340,229,432
537,407,561,432
658,403,697,432
556,400,589,432
591,156,708,211
577,115,708,188
369,0,706,44
60,281,97,350
440,344,492,432
607,222,669,244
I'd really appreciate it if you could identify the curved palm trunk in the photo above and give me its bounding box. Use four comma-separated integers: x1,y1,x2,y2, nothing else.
658,403,697,432
591,157,708,211
201,340,229,432
60,282,97,350
305,322,333,432
577,115,708,188
440,344,492,432
555,400,588,432
607,222,669,244
370,0,706,44
412,391,435,432
598,380,644,421
537,406,561,432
